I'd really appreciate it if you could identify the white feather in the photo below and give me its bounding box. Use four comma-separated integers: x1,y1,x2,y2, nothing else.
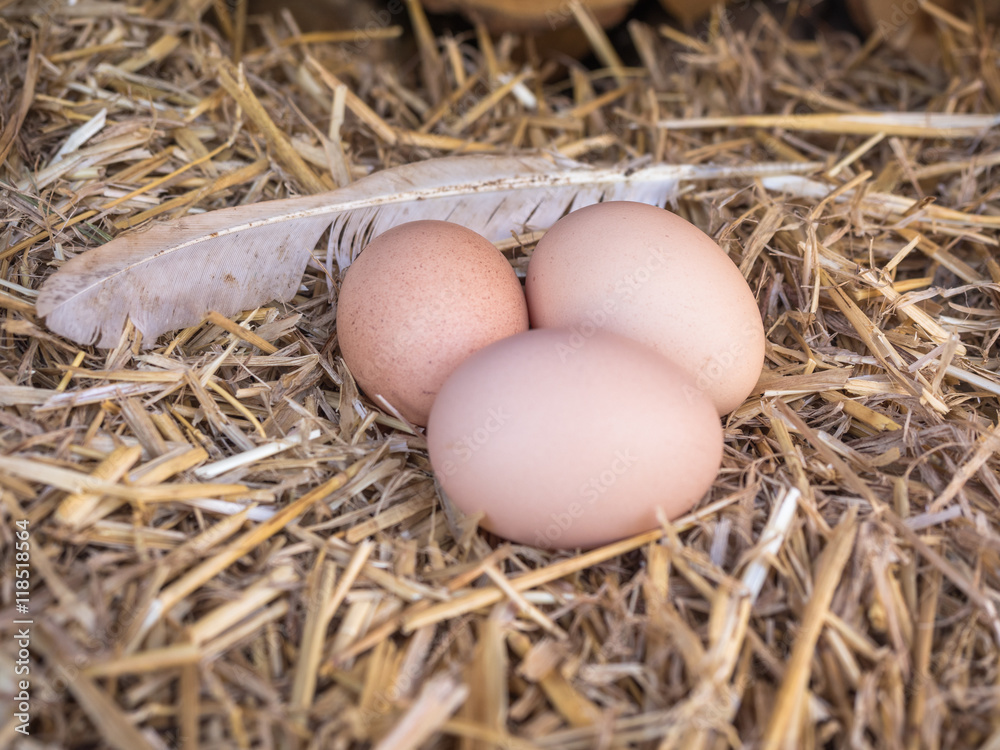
37,153,819,348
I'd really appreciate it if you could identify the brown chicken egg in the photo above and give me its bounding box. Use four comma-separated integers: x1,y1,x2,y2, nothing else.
427,328,723,549
525,201,766,415
336,220,529,426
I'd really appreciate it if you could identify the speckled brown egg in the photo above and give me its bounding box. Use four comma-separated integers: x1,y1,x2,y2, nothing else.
336,220,529,426
525,201,766,415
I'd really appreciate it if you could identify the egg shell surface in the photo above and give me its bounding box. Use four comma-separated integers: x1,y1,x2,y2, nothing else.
336,220,529,425
427,328,723,549
525,201,766,415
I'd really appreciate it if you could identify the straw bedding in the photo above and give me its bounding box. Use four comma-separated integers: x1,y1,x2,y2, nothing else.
1,0,999,747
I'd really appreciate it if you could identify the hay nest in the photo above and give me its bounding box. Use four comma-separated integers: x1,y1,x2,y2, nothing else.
2,1,1000,748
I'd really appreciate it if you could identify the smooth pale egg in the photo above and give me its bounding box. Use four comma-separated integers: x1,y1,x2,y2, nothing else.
337,220,529,425
525,201,765,415
427,328,722,549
